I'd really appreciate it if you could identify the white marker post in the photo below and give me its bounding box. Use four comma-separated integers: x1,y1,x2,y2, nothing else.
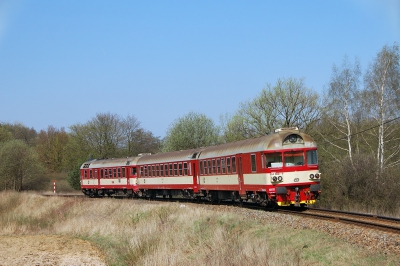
53,180,56,194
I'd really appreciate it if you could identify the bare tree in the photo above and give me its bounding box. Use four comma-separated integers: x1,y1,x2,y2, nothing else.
130,128,160,155
122,114,142,156
320,56,361,165
222,77,320,140
69,112,126,159
363,43,400,176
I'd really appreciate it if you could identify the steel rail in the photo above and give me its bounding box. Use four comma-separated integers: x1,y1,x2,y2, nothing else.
278,208,400,234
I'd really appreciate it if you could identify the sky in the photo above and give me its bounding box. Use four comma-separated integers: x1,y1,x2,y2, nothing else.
0,0,399,138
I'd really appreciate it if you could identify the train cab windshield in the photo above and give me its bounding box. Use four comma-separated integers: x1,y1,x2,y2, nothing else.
264,149,318,168
284,151,304,166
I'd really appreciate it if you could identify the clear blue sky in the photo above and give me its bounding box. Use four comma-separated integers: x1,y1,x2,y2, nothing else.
1,0,399,138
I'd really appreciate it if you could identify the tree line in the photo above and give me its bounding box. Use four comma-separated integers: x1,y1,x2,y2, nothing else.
0,43,399,213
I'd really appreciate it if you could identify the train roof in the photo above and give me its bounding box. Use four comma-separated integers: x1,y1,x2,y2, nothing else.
135,129,316,165
81,156,141,169
137,148,202,165
198,129,316,159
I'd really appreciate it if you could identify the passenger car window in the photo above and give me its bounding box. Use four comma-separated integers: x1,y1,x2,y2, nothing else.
251,154,256,172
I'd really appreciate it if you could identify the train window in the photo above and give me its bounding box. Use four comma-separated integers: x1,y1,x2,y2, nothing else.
284,151,304,166
208,160,211,174
100,169,103,179
113,168,116,178
156,165,159,176
164,164,168,176
122,168,126,178
109,169,112,178
139,167,143,176
184,162,188,175
152,165,155,176
232,157,236,173
143,166,147,177
169,163,173,176
179,163,183,176
118,168,121,178
212,159,216,174
307,150,318,165
84,170,88,179
89,170,92,179
160,165,163,176
265,152,283,168
200,161,203,175
221,158,225,173
251,154,257,172
132,167,137,175
174,163,178,176
226,157,231,173
217,159,221,174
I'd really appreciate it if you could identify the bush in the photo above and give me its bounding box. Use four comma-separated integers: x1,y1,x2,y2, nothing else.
318,154,400,215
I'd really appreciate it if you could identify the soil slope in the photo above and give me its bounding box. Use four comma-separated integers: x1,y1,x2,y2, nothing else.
0,235,106,266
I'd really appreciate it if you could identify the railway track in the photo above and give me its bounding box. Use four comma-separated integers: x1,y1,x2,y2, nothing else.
278,207,400,233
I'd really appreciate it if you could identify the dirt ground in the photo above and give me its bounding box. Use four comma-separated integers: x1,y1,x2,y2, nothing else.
0,235,106,266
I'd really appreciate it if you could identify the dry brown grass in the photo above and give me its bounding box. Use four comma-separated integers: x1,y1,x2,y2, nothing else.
0,191,399,266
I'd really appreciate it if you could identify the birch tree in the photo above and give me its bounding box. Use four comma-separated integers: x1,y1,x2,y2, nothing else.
363,43,400,177
321,56,361,165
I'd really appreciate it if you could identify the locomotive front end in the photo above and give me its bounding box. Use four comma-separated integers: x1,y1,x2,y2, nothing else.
265,128,321,207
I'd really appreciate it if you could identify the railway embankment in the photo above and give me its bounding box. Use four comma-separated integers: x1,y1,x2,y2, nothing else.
1,191,400,265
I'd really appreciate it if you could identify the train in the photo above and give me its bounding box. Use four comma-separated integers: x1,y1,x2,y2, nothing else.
80,127,321,207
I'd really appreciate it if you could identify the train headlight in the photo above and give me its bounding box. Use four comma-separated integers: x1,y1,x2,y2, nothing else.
272,176,278,182
278,176,283,181
315,173,320,179
309,174,314,179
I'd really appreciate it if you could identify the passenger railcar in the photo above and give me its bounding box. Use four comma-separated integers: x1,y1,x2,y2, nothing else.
80,156,140,197
80,128,321,207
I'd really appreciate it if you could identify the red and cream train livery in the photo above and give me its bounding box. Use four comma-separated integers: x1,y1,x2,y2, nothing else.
80,128,321,207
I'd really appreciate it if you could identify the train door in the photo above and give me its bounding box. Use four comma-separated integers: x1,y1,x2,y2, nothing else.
192,161,199,193
237,154,245,196
94,169,99,185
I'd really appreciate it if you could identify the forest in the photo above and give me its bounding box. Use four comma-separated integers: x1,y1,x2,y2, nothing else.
0,43,399,215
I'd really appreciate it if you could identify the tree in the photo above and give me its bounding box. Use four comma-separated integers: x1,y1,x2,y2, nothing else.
69,112,125,159
0,140,45,191
0,125,13,143
67,162,82,190
129,128,160,155
162,112,220,152
1,123,37,145
219,113,248,142
36,126,69,172
363,43,400,176
222,77,320,140
319,56,361,165
122,114,142,156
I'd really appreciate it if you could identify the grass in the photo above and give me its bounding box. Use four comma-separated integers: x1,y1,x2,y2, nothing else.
0,191,399,266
